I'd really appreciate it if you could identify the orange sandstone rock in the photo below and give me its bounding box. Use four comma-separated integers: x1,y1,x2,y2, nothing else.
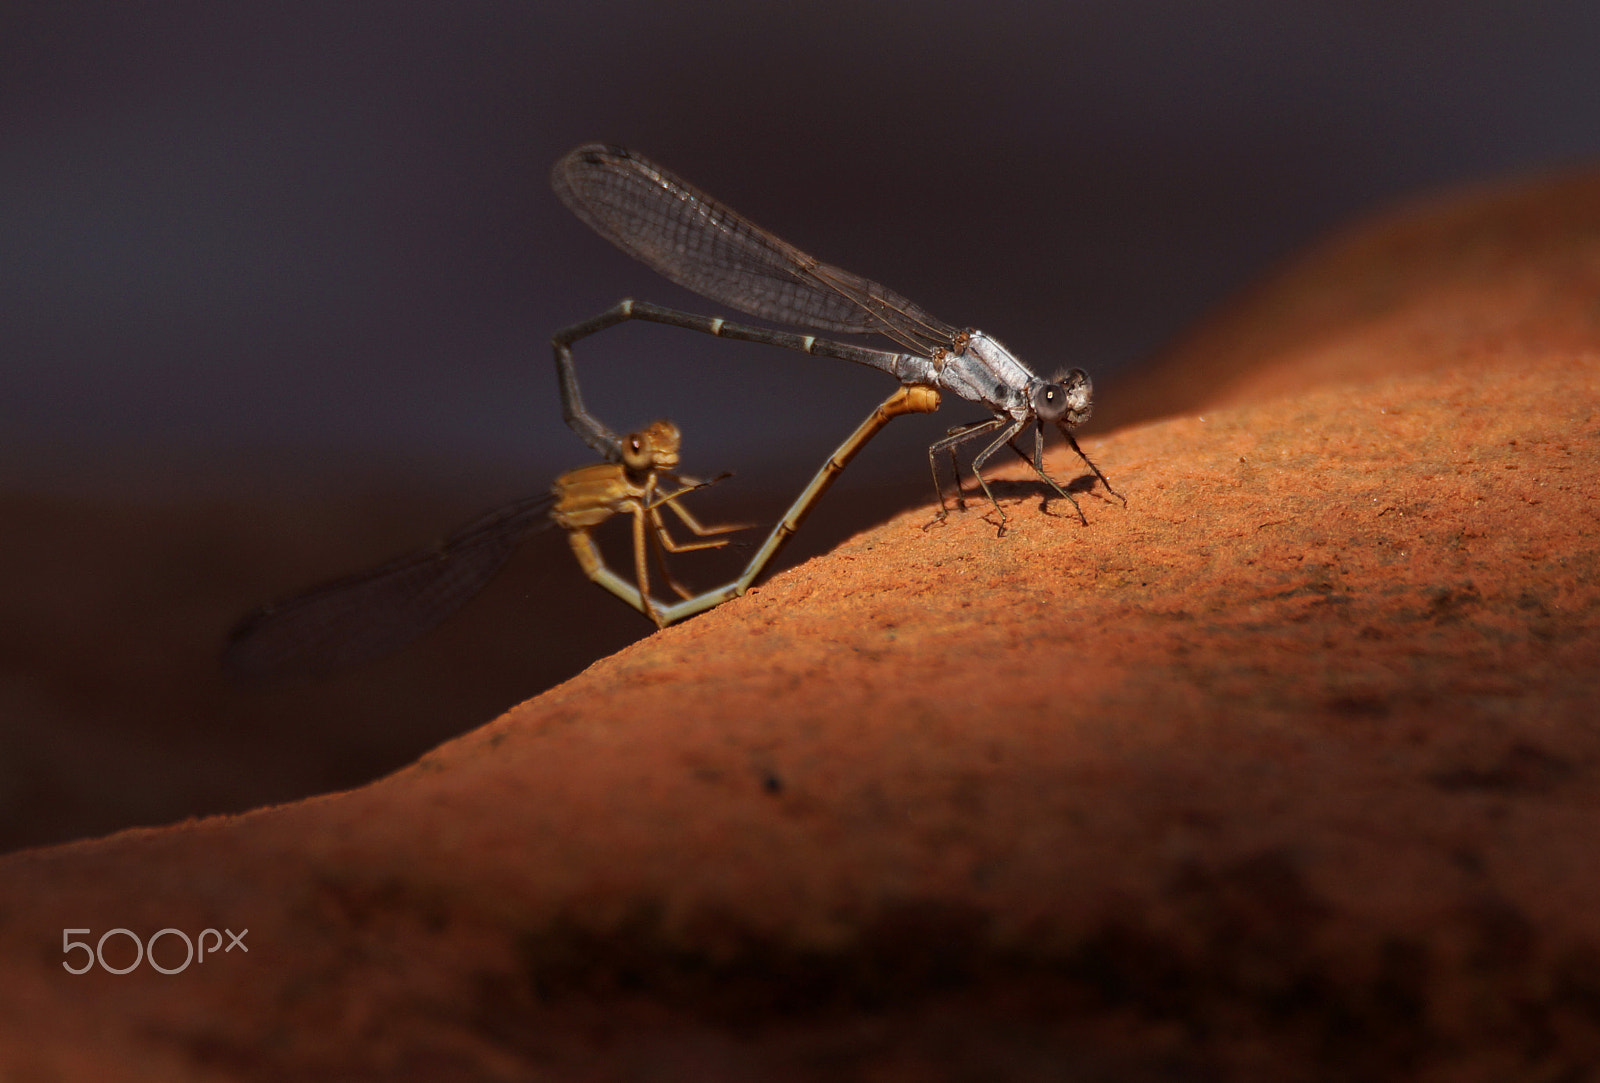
2,168,1598,1081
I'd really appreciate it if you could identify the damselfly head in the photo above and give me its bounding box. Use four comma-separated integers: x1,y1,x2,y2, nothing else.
1033,369,1093,428
623,420,683,472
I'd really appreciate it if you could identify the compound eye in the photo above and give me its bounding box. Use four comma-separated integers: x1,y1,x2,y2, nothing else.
621,433,651,470
1033,383,1070,422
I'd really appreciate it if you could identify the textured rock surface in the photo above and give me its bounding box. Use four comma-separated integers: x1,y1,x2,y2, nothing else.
2,168,1598,1080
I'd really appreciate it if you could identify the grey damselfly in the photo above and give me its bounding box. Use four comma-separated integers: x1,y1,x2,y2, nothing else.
551,143,1122,536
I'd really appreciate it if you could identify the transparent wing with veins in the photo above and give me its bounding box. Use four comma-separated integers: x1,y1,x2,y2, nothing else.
222,496,554,680
551,143,962,358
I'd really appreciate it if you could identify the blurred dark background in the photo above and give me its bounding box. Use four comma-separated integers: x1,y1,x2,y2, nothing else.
4,1,1599,851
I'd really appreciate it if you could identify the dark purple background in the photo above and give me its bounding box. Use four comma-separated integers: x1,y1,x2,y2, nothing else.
6,2,1598,500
